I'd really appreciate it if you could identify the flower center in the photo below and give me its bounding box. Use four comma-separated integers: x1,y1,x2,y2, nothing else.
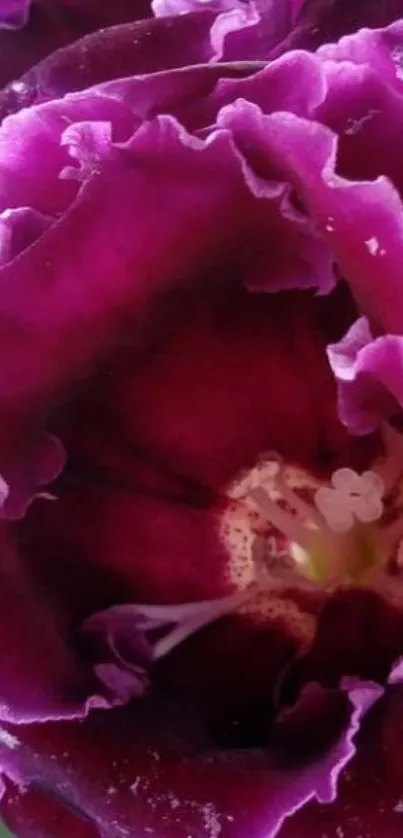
87,425,403,686
221,424,403,604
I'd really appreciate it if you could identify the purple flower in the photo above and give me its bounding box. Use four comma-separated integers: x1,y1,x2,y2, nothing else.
2,2,403,837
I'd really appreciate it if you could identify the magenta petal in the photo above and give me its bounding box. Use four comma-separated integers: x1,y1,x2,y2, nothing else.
328,317,403,434
82,606,153,701
318,20,403,96
0,91,135,215
152,0,247,15
0,0,30,29
0,12,220,122
94,49,327,139
0,676,383,838
0,207,52,265
270,678,385,831
0,431,66,521
315,58,403,192
0,0,153,92
60,120,115,181
0,114,336,424
210,0,310,62
388,658,403,685
278,1,403,55
151,0,261,58
221,96,403,332
280,687,403,838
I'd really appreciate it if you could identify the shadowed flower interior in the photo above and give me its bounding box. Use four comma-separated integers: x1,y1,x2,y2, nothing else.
81,418,403,706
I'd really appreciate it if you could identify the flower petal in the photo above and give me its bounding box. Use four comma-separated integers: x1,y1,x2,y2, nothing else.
0,0,30,29
282,589,403,690
0,108,348,515
0,11,221,121
0,207,52,265
278,0,403,55
0,0,153,92
1,783,98,838
280,685,403,838
0,523,120,723
0,675,383,838
328,317,403,434
0,92,135,215
318,19,403,96
220,93,403,334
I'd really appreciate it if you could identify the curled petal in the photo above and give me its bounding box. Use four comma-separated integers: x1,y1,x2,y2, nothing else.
0,431,66,521
0,92,135,215
0,0,30,29
328,317,403,434
220,94,403,333
318,19,403,96
0,207,52,265
60,120,115,181
278,0,403,55
0,12,221,120
0,0,153,92
0,675,384,838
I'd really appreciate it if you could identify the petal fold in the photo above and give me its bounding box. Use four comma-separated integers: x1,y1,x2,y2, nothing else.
328,317,403,434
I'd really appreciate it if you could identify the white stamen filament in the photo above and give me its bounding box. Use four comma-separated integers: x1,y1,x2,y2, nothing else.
249,484,314,552
152,588,257,660
275,469,325,529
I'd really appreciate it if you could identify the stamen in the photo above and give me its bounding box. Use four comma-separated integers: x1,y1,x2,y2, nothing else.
275,467,324,529
130,589,258,661
248,485,314,552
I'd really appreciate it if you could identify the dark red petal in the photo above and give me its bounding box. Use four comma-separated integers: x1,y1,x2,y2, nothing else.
69,288,350,494
282,589,403,695
0,110,347,516
0,522,115,723
1,780,98,838
0,678,382,838
20,484,229,610
280,686,403,838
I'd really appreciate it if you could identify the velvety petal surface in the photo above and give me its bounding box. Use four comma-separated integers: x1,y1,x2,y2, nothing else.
280,684,403,838
16,286,355,725
0,106,355,730
0,0,153,92
151,0,291,62
0,91,135,215
0,12,225,121
0,103,345,517
0,677,382,838
328,317,403,434
0,207,52,265
0,0,30,29
276,0,403,55
218,90,403,334
0,522,117,723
